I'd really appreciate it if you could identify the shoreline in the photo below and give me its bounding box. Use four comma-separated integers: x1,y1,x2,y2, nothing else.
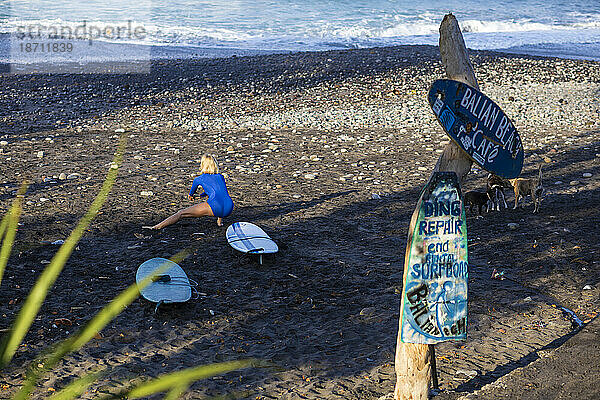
3,30,600,67
3,42,600,73
1,44,599,398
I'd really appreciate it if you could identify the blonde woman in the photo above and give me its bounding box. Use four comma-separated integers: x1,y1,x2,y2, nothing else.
149,154,233,229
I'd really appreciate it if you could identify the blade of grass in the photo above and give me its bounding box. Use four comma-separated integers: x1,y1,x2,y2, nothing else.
47,370,104,400
163,383,189,400
0,135,126,368
170,390,254,400
104,360,258,399
68,250,189,350
0,212,9,242
12,250,190,400
0,183,28,287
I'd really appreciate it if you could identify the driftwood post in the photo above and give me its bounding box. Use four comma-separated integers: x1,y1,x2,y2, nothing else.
394,14,479,399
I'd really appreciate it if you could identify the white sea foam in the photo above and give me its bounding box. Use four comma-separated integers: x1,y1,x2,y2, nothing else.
4,17,597,47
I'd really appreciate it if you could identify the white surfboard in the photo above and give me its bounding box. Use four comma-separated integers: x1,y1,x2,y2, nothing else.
136,258,193,311
226,222,278,264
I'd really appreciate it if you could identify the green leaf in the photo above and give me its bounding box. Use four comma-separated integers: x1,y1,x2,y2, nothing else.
0,135,126,368
47,370,104,400
162,383,189,400
0,212,9,241
106,359,258,399
164,388,252,400
72,250,190,350
12,250,190,400
0,183,28,287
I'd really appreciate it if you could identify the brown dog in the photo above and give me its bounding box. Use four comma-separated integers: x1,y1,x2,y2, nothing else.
509,165,543,213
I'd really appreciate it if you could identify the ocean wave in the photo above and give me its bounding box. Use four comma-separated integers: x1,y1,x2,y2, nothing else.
461,19,600,33
3,16,600,45
2,15,600,61
460,20,552,33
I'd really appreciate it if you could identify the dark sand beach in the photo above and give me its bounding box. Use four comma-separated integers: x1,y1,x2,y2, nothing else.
1,45,599,398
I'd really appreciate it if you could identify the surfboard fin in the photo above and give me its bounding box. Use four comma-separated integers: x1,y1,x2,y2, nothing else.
152,274,171,283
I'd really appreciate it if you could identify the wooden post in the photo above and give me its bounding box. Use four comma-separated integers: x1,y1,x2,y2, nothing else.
433,13,479,184
394,14,479,400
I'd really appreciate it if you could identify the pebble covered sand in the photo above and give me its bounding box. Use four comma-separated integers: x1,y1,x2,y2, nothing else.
1,45,599,399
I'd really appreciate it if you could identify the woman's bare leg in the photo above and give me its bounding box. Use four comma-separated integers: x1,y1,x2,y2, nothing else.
151,202,214,230
217,217,223,227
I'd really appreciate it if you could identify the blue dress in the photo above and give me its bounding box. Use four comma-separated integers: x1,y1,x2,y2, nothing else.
189,174,234,218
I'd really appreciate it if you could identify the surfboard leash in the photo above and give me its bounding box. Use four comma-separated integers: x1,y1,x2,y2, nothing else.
154,300,164,314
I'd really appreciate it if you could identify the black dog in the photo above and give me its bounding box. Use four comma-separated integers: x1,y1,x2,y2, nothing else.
464,191,489,217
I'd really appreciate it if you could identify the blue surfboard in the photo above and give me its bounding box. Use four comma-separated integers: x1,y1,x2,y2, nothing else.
428,79,523,179
226,222,278,264
136,258,192,305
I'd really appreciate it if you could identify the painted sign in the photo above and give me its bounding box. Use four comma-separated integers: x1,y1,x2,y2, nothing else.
428,79,523,179
400,172,468,344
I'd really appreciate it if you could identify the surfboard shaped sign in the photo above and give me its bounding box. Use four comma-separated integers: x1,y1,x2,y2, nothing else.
400,172,468,344
428,79,523,179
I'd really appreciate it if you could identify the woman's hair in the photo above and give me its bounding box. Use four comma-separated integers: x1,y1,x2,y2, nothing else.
200,154,219,174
